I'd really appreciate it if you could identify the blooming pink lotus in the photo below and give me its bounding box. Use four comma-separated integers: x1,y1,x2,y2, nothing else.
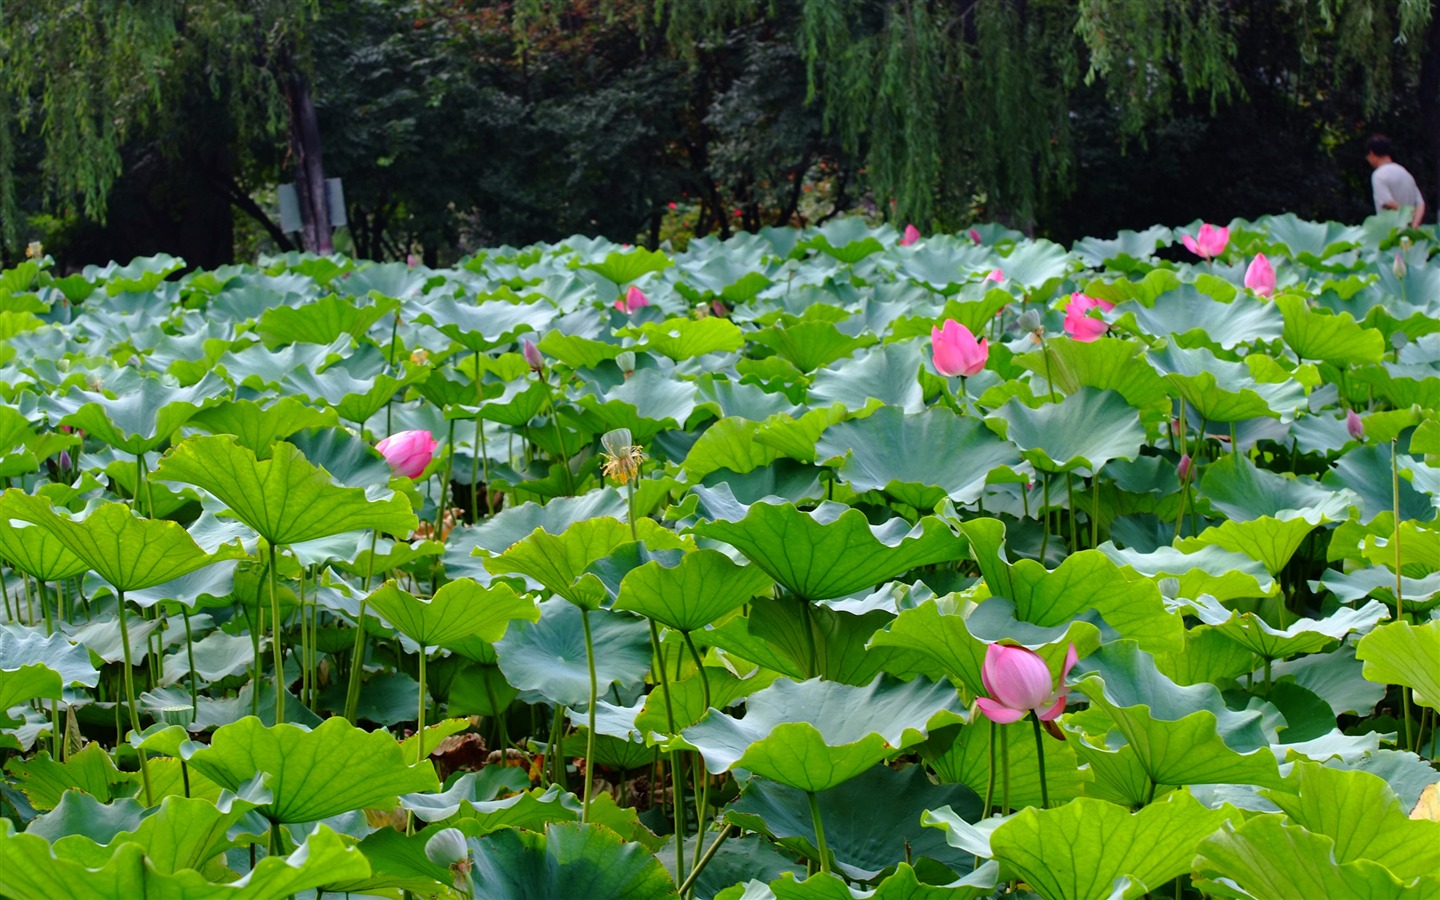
1181,223,1229,260
1244,254,1275,297
376,430,438,479
615,285,649,314
931,319,989,377
985,268,1005,283
1063,292,1112,342
899,224,921,246
976,643,1078,725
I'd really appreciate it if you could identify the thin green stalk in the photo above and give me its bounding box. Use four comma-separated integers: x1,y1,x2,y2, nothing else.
1039,474,1051,562
648,620,685,880
1031,715,1050,810
1230,421,1238,456
436,417,456,538
983,719,996,817
385,311,401,433
1394,438,1416,751
1065,472,1078,552
999,725,1010,815
1091,472,1100,548
182,609,199,722
806,790,832,874
344,531,381,721
114,592,152,805
416,643,428,766
677,823,734,897
1,569,11,622
267,542,285,723
682,630,712,841
545,388,575,497
580,608,598,823
548,704,568,790
800,599,820,679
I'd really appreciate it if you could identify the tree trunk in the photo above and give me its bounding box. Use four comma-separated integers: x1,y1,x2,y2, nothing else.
1420,2,1440,224
283,58,333,254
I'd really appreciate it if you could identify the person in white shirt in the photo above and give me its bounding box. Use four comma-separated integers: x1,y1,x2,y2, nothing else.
1366,134,1426,227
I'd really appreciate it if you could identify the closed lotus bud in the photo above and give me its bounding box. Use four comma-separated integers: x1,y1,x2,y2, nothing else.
1177,454,1192,482
523,339,544,373
615,350,636,376
425,828,468,867
1346,409,1365,442
1017,309,1042,333
1394,252,1408,280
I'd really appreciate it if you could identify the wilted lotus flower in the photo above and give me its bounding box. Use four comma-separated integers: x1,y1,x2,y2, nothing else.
376,430,438,479
1346,409,1365,442
1244,254,1275,297
615,285,649,314
899,224,921,246
523,338,545,373
600,427,644,485
1394,253,1408,280
976,643,1078,725
931,319,989,377
1181,223,1229,260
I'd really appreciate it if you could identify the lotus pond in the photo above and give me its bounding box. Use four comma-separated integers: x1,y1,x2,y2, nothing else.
2,213,1440,898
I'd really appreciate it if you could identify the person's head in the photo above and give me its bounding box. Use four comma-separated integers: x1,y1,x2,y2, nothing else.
1366,134,1394,167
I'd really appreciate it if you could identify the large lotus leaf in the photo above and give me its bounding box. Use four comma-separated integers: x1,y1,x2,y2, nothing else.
24,793,148,847
988,388,1145,474
414,298,555,351
0,820,369,900
996,238,1071,292
661,833,804,900
1156,626,1269,688
869,595,1101,698
1277,294,1386,365
328,828,449,896
808,341,926,414
681,417,782,480
1098,543,1276,602
797,218,885,264
1356,620,1440,710
920,719,1089,809
0,517,89,582
1212,600,1388,661
49,793,261,874
152,436,417,545
575,247,672,284
1311,566,1440,611
622,317,745,361
1151,344,1306,422
160,630,253,687
728,595,939,685
183,716,438,823
402,775,569,825
677,676,966,792
0,492,244,592
612,548,772,632
635,666,782,737
465,821,677,900
815,406,1023,509
727,766,978,881
1013,336,1171,417
1072,226,1172,269
689,483,968,601
751,321,874,373
453,489,627,561
1256,214,1366,261
255,292,399,348
676,254,774,304
1073,643,1283,789
0,628,98,711
282,362,424,426
218,340,350,392
1181,514,1327,575
752,404,849,464
963,518,1182,653
576,367,700,438
187,398,339,455
714,864,999,900
1325,443,1434,523
1193,815,1440,900
990,794,1234,900
494,599,652,708
1124,286,1283,349
484,517,687,610
1198,452,1358,522
5,743,135,810
364,578,538,649
52,374,228,454
471,378,549,426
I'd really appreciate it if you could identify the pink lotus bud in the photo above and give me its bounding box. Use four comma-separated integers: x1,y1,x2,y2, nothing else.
376,430,439,479
931,319,989,377
1180,223,1230,260
1346,409,1365,442
1244,253,1275,297
615,285,649,314
1170,417,1181,435
522,339,544,373
711,300,728,318
1394,253,1408,280
406,254,418,268
976,643,1078,724
1177,454,1192,482
968,228,982,245
899,224,921,246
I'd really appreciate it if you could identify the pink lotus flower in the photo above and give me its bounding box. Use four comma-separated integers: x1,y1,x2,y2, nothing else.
1244,254,1275,297
931,319,989,377
985,268,1005,283
376,430,438,479
968,228,982,245
976,643,1078,724
1181,223,1229,260
523,339,544,373
1063,293,1111,342
900,224,921,246
615,285,649,314
1347,409,1365,442
1177,454,1192,481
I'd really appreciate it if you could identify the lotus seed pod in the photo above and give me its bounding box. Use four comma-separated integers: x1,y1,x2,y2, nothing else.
1017,309,1042,333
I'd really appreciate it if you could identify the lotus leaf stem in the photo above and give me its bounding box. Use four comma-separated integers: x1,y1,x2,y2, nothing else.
268,542,285,723
807,790,832,874
649,620,686,879
416,642,428,766
344,531,381,721
983,719,996,818
999,725,1010,815
682,630,713,835
580,607,598,823
114,591,153,805
182,609,199,721
678,822,734,896
436,417,456,538
1393,438,1416,751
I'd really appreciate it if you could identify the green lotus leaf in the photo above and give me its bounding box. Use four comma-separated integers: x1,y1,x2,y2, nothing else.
1155,626,1261,687
24,793,148,847
1277,294,1386,365
753,404,849,464
4,743,134,810
1151,344,1305,422
0,628,99,711
662,833,804,900
675,254,774,304
677,675,966,792
187,397,340,456
963,518,1182,653
1198,452,1358,522
282,361,425,427
1193,815,1440,900
0,819,369,900
575,367,700,439
1212,600,1388,661
1311,566,1440,611
255,292,399,348
1324,443,1433,523
1013,336,1171,418
342,827,452,897
1098,543,1276,602
990,794,1234,900
798,218,885,264
575,247,673,285
52,374,229,454
989,387,1145,474
714,863,999,900
49,793,262,873
689,484,968,601
1124,286,1284,349
612,548,772,632
751,321,875,373
364,578,538,649
1181,514,1327,575
635,666,782,737
1356,620,1440,710
1073,643,1284,789
401,771,563,824
0,516,89,583
184,716,438,823
815,406,1023,509
0,492,244,592
84,253,184,292
1358,520,1440,578
465,821,678,900
152,436,417,545
494,599,652,708
997,238,1071,293
869,595,1100,698
415,297,555,351
485,517,687,610
727,766,978,881
621,317,744,361
920,718,1089,809
808,342,926,414
159,630,253,687
1073,225,1172,269
682,417,782,480
454,489,627,560
469,378,549,426
1257,213,1366,260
